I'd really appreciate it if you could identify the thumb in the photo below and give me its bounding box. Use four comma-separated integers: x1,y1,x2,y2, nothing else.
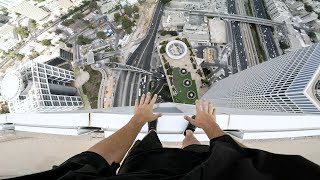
184,115,196,125
153,113,162,119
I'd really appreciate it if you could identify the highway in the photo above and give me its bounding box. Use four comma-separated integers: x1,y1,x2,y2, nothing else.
228,0,248,73
251,0,279,59
236,0,259,67
113,1,164,107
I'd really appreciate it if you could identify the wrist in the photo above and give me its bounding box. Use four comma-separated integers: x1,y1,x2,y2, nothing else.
203,121,225,139
130,116,146,128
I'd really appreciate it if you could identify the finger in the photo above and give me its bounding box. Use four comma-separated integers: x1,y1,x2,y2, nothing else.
144,92,151,104
208,102,213,114
139,94,145,105
184,115,196,126
134,98,138,109
202,99,207,112
195,100,201,112
150,93,158,105
212,107,216,116
153,113,162,119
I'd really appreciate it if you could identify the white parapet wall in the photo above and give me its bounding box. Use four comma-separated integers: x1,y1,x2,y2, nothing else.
1,112,320,141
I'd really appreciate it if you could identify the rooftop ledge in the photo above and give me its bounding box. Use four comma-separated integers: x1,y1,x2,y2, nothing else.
1,103,320,141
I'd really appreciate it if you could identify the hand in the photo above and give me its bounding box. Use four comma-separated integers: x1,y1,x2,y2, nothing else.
133,92,162,124
184,99,224,139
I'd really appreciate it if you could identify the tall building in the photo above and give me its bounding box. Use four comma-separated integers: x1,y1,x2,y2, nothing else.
202,43,320,114
0,61,82,113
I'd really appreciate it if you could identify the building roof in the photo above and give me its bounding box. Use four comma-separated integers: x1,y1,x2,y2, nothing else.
0,72,22,101
0,24,14,37
10,1,50,21
208,18,227,44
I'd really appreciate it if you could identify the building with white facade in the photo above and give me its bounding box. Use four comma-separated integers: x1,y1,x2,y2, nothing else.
202,43,320,114
0,61,82,113
265,0,293,23
300,12,318,24
7,1,50,21
183,22,210,46
162,10,187,31
208,18,227,44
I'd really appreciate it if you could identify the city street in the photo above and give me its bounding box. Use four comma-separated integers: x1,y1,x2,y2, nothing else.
113,1,164,107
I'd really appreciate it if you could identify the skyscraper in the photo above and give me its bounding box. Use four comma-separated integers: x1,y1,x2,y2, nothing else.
0,61,82,113
202,43,320,114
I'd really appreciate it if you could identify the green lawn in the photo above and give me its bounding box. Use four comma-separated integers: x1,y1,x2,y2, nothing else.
172,67,198,104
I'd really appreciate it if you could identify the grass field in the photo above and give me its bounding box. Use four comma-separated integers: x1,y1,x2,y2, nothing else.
82,66,101,109
172,67,198,104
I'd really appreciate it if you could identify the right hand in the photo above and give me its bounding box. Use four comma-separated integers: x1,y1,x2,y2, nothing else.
184,100,225,139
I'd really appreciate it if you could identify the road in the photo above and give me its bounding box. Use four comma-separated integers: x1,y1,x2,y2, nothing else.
251,0,279,59
236,0,259,67
228,0,248,73
113,1,164,107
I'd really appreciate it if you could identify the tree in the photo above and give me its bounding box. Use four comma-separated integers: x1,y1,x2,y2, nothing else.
97,31,106,39
162,0,172,4
279,41,289,50
122,16,134,34
0,104,9,114
72,13,84,20
124,6,135,17
28,50,40,59
66,43,73,48
42,22,50,28
134,13,140,19
110,56,120,63
164,62,170,69
88,1,98,11
76,35,92,45
160,45,166,54
1,8,8,16
61,19,75,26
133,5,139,13
29,19,37,29
138,0,146,4
55,28,63,34
114,13,121,22
15,26,29,38
17,54,24,61
41,39,52,46
305,4,313,12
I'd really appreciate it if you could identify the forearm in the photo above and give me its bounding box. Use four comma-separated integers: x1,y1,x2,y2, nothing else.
203,121,226,140
88,116,144,164
205,122,247,148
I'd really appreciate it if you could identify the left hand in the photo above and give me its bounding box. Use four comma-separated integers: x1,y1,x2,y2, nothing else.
133,92,162,124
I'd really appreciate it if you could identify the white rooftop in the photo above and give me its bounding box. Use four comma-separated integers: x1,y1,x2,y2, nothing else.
0,72,22,101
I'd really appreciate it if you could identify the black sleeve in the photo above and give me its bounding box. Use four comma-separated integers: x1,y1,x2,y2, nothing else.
8,151,120,180
200,134,320,180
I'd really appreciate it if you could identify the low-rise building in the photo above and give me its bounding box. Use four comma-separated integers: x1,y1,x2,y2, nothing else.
0,23,19,52
9,1,50,22
162,10,187,31
265,0,293,23
183,22,210,46
208,18,227,44
300,12,318,24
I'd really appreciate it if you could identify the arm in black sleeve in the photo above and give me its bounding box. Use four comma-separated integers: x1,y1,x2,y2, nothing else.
9,152,119,180
203,134,320,180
